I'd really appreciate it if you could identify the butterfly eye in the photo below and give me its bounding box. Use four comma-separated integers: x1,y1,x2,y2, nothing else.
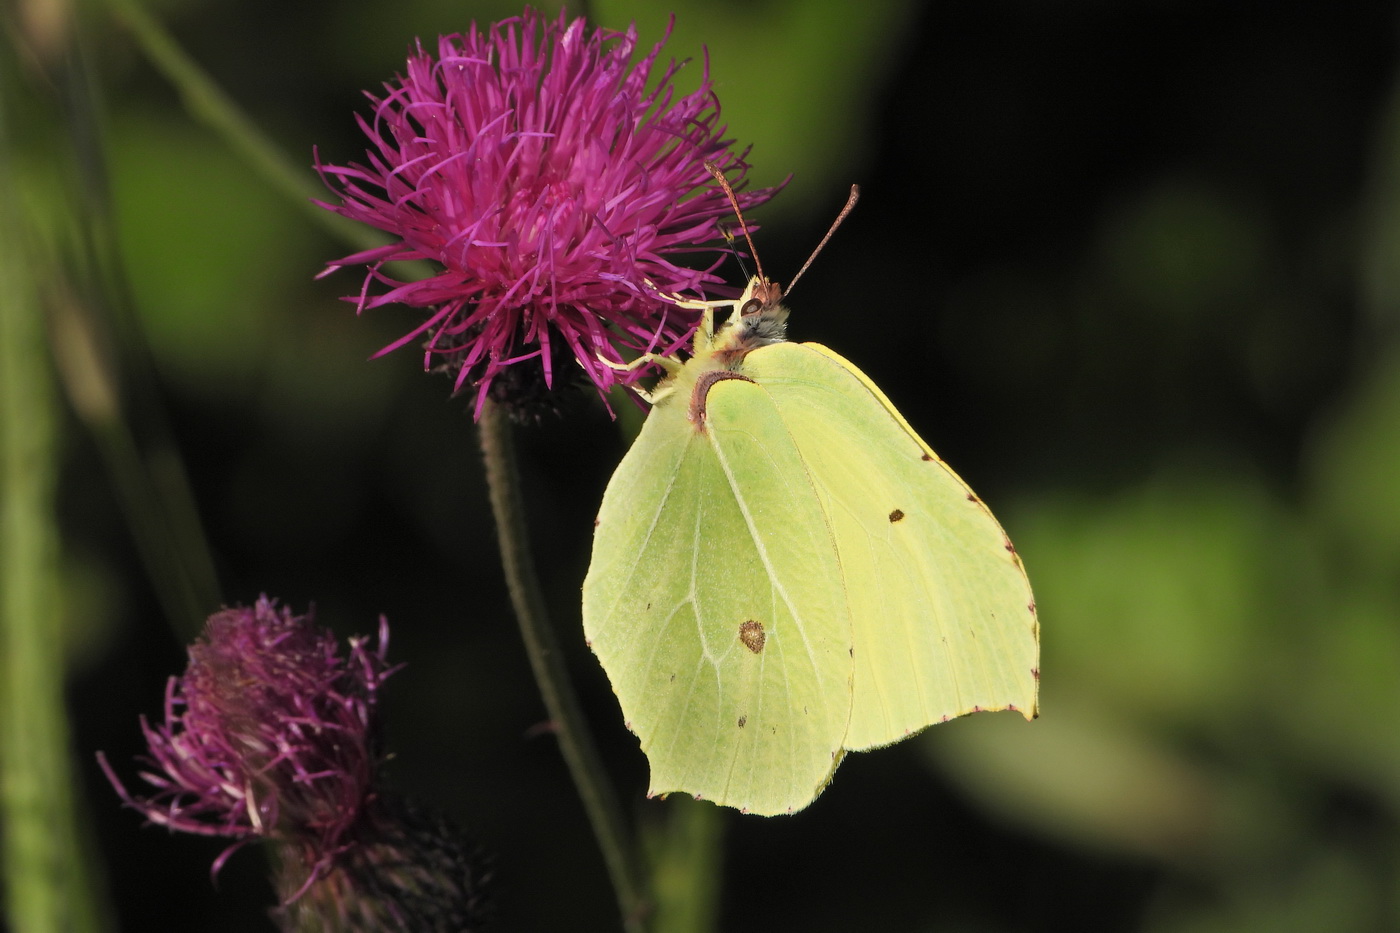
740,298,764,316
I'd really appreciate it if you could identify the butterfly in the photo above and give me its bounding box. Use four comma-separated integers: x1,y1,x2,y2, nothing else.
582,174,1039,815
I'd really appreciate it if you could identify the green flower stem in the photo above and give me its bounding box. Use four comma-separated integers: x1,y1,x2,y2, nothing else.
0,85,108,933
646,798,724,933
478,403,647,933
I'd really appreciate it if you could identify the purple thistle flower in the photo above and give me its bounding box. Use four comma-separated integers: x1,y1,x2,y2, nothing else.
101,599,488,929
99,598,396,882
315,7,777,417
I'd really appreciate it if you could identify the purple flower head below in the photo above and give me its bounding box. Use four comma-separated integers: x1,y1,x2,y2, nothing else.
99,598,396,884
315,7,778,418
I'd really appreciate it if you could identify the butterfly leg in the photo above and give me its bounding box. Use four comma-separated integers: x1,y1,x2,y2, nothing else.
598,353,682,405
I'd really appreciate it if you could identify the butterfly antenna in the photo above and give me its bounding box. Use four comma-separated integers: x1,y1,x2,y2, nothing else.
704,161,768,286
786,184,860,296
718,223,755,281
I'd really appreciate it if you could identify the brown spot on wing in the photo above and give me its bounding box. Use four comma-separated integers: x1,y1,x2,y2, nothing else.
888,508,905,522
737,716,747,729
738,620,766,654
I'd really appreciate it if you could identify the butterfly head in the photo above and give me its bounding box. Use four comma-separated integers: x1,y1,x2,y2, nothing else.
731,275,790,348
741,277,785,315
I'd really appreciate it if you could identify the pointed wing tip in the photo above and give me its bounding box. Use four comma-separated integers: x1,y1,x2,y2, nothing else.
1008,700,1039,722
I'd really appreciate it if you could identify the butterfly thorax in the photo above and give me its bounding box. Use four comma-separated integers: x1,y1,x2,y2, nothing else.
647,276,791,428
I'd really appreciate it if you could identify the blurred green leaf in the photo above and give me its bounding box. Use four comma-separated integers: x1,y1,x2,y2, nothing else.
1007,468,1312,727
1144,848,1380,933
1307,346,1400,578
598,0,915,215
1093,179,1266,324
926,704,1221,864
109,109,310,393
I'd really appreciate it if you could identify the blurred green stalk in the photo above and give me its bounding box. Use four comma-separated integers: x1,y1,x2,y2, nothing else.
102,0,383,253
0,81,107,933
647,797,723,933
51,26,220,637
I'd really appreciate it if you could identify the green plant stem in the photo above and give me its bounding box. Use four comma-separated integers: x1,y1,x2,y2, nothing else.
646,798,724,933
0,79,107,933
478,402,647,933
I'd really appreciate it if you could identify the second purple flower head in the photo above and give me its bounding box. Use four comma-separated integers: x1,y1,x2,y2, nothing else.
317,8,777,416
99,599,486,930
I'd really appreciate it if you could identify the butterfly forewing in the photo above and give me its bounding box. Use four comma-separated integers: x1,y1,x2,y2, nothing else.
745,341,1039,751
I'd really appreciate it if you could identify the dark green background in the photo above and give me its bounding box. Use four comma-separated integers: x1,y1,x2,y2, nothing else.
16,0,1400,929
